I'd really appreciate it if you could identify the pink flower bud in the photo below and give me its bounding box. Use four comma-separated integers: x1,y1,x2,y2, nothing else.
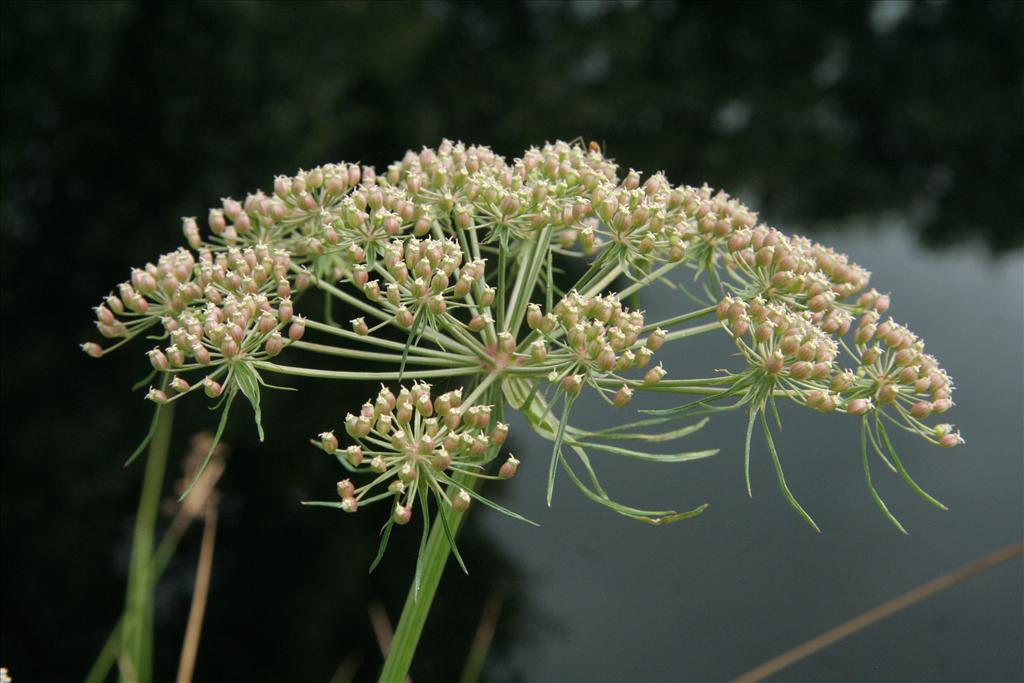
393,504,413,525
452,489,471,512
499,455,520,479
561,374,583,395
811,362,831,380
415,393,434,418
831,372,854,392
95,305,115,325
728,232,750,252
220,337,239,358
427,296,446,316
646,328,666,351
203,378,223,398
847,398,871,415
81,342,103,358
898,366,918,384
789,361,812,380
752,323,772,344
336,478,355,499
345,445,364,466
321,431,339,453
491,422,509,445
148,347,169,371
170,376,190,393
877,383,899,404
614,385,633,407
527,304,543,330
911,401,932,419
644,364,667,385
854,324,876,345
862,346,882,364
208,209,226,235
234,212,251,233
278,298,294,323
351,266,369,288
340,497,358,513
530,340,548,363
344,414,359,437
352,317,369,336
146,388,169,404
780,335,800,356
939,432,962,448
265,331,284,357
395,308,414,328
932,398,952,413
894,348,916,366
256,312,275,335
307,168,324,189
470,435,489,457
418,440,446,467
288,317,306,341
228,323,245,344
106,294,125,314
763,351,785,375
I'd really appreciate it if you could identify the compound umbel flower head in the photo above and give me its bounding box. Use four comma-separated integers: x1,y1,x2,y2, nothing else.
85,139,962,568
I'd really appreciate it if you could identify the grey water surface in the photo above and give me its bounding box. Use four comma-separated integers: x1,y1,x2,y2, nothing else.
483,223,1023,682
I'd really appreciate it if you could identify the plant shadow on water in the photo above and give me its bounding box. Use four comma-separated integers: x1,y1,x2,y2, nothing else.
1,2,1021,682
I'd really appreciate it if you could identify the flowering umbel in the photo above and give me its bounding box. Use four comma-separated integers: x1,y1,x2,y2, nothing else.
85,139,962,566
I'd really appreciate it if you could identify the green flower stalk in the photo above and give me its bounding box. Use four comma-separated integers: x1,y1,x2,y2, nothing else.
84,139,962,679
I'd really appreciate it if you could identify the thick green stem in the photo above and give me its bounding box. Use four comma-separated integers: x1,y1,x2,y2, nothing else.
616,260,681,299
291,340,478,367
377,470,477,683
378,374,500,682
643,304,717,332
254,361,485,382
661,320,722,343
86,507,194,683
120,401,175,683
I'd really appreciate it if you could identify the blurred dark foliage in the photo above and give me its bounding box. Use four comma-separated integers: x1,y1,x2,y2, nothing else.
1,1,1021,681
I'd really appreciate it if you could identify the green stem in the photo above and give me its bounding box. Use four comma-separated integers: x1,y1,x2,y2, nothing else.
291,340,478,367
377,373,501,682
86,509,195,683
580,263,622,299
253,361,484,382
302,318,470,361
616,260,681,299
569,248,612,294
119,401,175,683
377,471,478,683
661,321,722,343
643,304,718,332
506,225,553,337
495,236,507,329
